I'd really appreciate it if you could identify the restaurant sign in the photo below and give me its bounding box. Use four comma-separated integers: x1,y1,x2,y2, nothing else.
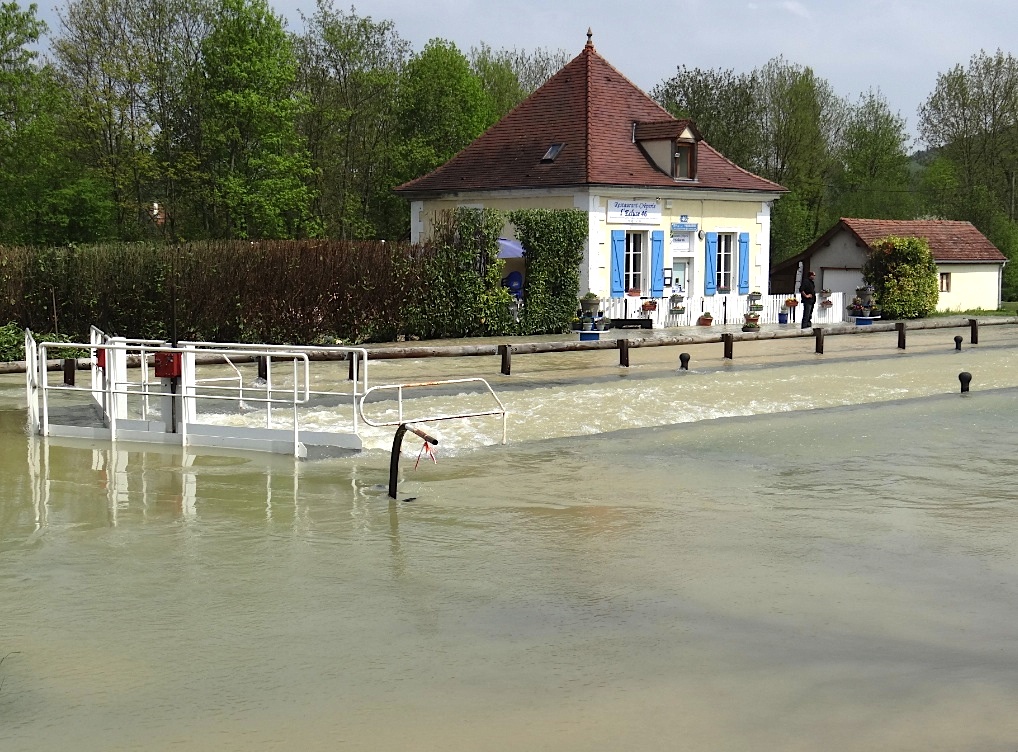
607,200,660,224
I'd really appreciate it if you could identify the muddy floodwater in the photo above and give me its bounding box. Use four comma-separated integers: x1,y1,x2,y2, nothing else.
2,325,1018,751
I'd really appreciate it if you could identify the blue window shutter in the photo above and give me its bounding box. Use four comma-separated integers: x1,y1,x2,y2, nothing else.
738,232,750,294
650,230,665,298
610,230,625,297
704,233,718,295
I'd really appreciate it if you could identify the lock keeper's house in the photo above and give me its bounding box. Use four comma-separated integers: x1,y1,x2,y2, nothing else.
394,31,786,325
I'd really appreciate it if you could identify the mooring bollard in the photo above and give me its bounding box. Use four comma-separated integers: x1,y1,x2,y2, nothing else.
896,322,906,349
679,352,690,370
619,338,629,367
815,327,824,354
969,318,979,344
959,372,972,393
722,333,733,360
257,355,268,381
498,344,511,376
62,358,76,386
954,335,963,351
389,423,439,499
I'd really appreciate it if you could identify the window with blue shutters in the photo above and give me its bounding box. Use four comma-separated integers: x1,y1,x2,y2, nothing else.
738,232,750,294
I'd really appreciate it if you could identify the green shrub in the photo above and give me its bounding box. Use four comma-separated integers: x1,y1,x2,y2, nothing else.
863,236,939,319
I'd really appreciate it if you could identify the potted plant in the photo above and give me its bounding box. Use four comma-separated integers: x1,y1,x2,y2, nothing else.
785,297,798,308
742,312,761,331
641,300,657,312
579,292,600,316
669,293,685,310
820,299,833,308
671,305,686,315
697,312,713,326
626,287,641,297
597,316,611,331
820,288,832,298
749,303,764,312
717,286,731,294
570,316,581,331
778,305,789,324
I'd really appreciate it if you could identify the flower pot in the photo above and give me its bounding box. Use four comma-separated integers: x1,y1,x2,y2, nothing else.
778,312,788,324
670,307,686,315
697,316,713,326
581,322,593,331
579,298,600,316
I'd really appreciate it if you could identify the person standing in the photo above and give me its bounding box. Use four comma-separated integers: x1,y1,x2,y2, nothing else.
799,270,817,329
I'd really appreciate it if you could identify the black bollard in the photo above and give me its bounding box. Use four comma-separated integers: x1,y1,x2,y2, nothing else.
679,352,690,370
815,327,824,355
498,344,511,375
896,321,906,349
257,355,267,381
722,333,733,360
62,358,76,386
954,336,963,351
618,338,630,368
959,372,972,393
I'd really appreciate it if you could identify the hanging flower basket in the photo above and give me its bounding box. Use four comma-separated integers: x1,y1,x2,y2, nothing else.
820,300,833,308
749,303,764,312
670,306,686,315
785,298,798,307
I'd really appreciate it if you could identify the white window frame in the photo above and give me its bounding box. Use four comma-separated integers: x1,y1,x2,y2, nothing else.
625,231,646,293
716,232,735,291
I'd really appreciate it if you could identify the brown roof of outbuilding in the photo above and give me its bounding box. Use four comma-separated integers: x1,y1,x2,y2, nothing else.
841,218,1006,262
395,36,784,196
773,218,1007,274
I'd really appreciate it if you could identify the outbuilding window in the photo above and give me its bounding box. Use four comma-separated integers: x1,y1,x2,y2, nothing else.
939,272,951,293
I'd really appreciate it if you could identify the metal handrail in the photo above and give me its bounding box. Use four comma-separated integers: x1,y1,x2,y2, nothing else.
359,377,507,444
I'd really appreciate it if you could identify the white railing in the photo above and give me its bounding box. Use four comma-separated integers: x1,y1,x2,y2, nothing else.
597,292,846,328
359,377,507,445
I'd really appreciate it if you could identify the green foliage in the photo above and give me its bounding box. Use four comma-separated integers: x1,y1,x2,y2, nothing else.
188,0,319,239
396,39,489,182
508,208,587,333
863,236,940,319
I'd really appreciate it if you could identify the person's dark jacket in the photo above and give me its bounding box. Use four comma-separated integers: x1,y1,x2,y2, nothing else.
799,276,816,302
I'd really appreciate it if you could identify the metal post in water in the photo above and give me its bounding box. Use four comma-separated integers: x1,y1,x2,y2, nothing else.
679,352,690,370
959,372,972,393
389,423,439,499
723,333,733,359
619,339,629,367
815,327,824,354
257,356,267,381
969,318,979,344
62,358,75,386
896,322,906,349
498,344,511,376
954,336,963,351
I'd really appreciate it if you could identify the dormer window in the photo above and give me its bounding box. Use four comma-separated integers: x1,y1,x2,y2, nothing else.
674,142,695,179
541,143,565,163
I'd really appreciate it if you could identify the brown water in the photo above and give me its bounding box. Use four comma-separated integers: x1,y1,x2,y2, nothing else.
2,326,1018,751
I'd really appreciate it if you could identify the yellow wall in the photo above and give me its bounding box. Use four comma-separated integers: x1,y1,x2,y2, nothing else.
409,190,775,299
936,264,1001,311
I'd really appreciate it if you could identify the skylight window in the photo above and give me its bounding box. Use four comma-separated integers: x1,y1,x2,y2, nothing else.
541,143,565,163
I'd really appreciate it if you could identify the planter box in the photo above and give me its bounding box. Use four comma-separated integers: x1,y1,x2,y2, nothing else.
697,316,713,326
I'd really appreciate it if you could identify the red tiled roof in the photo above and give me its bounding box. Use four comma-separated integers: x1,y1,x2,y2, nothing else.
840,218,1007,263
395,39,784,196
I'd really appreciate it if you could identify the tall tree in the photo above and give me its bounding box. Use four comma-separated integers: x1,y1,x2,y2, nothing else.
295,1,409,240
469,43,568,123
829,89,914,221
396,39,488,185
187,0,318,239
651,65,762,172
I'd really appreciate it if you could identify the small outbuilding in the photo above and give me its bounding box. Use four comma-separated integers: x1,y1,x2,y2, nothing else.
771,218,1008,311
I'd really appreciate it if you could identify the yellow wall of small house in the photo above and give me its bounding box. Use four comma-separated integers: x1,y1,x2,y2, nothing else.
408,191,776,299
936,264,1002,311
585,195,772,298
410,195,576,241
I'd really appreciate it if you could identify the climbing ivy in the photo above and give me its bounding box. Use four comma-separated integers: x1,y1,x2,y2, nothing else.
863,236,939,319
508,208,587,333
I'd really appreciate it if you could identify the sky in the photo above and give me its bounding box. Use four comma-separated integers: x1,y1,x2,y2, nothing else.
270,0,1018,145
33,0,1018,144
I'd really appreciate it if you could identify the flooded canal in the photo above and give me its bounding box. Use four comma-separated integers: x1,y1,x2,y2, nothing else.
2,325,1018,750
